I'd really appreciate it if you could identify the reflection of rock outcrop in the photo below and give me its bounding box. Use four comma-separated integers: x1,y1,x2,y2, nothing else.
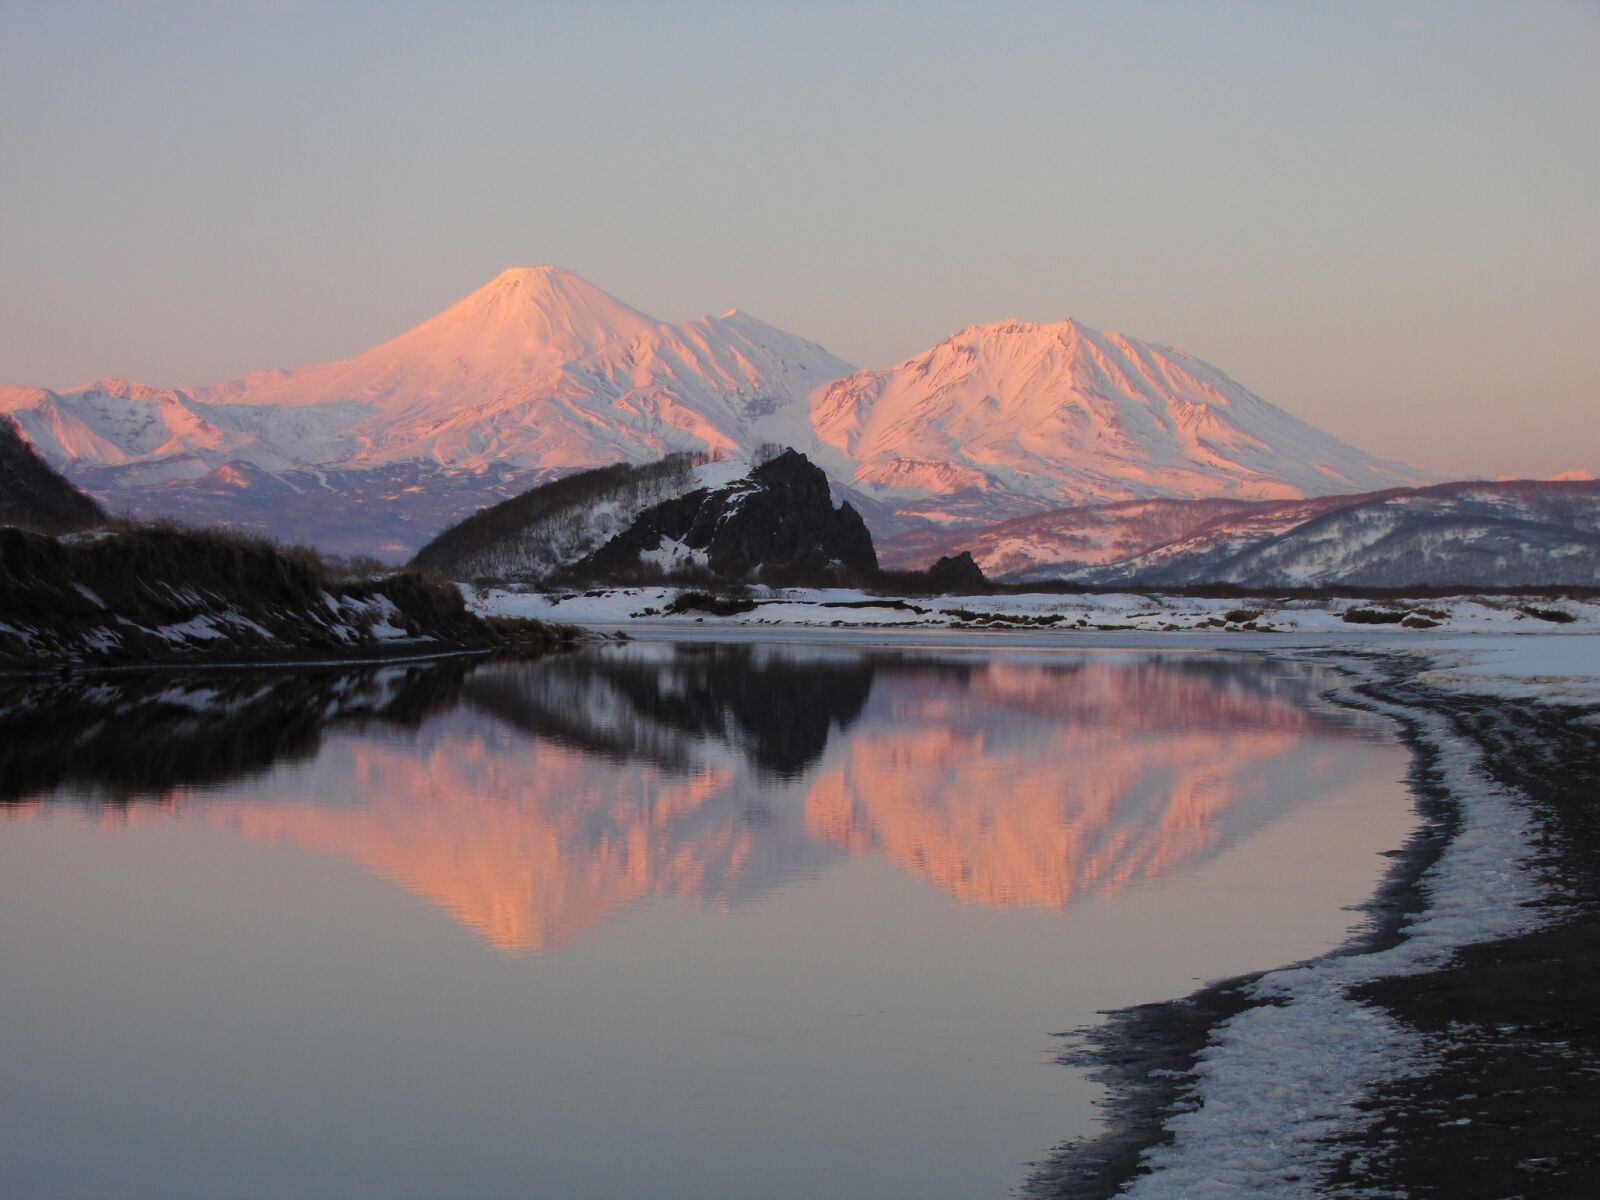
464,643,877,775
0,661,471,802
2,646,1387,953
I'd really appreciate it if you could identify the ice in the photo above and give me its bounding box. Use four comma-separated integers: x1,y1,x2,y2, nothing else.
1122,672,1548,1197
1411,632,1600,704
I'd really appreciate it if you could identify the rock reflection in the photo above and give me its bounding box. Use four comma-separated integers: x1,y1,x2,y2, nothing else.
461,643,876,775
0,644,1384,951
0,661,470,804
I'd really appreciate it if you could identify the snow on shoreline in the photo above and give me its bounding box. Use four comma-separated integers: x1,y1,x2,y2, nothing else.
1115,662,1552,1198
1407,633,1600,704
469,583,1600,637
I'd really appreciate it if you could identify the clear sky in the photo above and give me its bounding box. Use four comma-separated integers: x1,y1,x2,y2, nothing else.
2,0,1596,479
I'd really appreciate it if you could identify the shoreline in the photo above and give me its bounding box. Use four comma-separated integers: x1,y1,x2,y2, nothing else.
0,639,499,680
469,583,1600,639
1025,649,1600,1198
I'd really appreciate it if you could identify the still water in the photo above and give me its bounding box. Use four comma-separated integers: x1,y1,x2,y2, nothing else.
0,641,1413,1200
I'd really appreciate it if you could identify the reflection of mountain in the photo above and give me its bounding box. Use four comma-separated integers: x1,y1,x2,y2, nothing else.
808,658,1354,908
1,646,1386,952
207,643,882,950
218,746,787,952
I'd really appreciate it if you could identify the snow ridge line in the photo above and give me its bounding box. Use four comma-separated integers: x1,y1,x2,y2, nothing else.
1114,660,1549,1199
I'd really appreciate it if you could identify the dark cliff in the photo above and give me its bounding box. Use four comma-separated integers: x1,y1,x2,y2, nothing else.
0,418,106,534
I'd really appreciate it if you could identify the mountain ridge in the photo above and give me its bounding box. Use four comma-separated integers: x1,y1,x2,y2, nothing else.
3,267,1434,556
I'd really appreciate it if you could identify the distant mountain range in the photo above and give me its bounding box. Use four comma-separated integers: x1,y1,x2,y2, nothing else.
2,267,1433,557
881,479,1600,588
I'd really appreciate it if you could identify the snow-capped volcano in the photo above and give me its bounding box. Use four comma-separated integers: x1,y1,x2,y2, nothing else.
812,317,1431,525
1,267,849,480
203,265,661,415
2,270,1431,556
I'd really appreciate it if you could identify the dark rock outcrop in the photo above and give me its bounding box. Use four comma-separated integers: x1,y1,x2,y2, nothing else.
0,417,105,533
926,551,987,592
583,449,878,581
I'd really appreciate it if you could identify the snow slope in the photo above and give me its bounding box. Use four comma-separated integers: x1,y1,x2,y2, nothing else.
412,454,721,581
812,318,1431,525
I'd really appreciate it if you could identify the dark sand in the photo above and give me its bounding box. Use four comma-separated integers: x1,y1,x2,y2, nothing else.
1026,655,1600,1199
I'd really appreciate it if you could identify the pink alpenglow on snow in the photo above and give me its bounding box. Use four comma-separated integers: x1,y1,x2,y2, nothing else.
811,317,1433,527
3,269,1433,553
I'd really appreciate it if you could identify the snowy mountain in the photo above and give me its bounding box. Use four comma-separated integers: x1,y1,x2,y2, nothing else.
883,480,1600,588
812,318,1431,526
3,268,1431,557
1,268,853,556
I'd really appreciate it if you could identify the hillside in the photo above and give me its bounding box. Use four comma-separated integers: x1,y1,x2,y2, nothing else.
878,494,1366,577
0,524,575,668
0,416,105,533
883,480,1600,588
1161,479,1600,588
412,454,706,580
3,268,1429,556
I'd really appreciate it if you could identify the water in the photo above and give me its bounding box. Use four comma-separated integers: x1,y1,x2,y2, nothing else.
0,640,1413,1200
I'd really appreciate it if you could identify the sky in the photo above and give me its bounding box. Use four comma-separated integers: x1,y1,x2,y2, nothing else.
1,0,1596,480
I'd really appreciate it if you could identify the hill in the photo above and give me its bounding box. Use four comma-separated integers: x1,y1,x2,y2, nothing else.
0,524,576,668
882,480,1600,589
0,416,105,533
